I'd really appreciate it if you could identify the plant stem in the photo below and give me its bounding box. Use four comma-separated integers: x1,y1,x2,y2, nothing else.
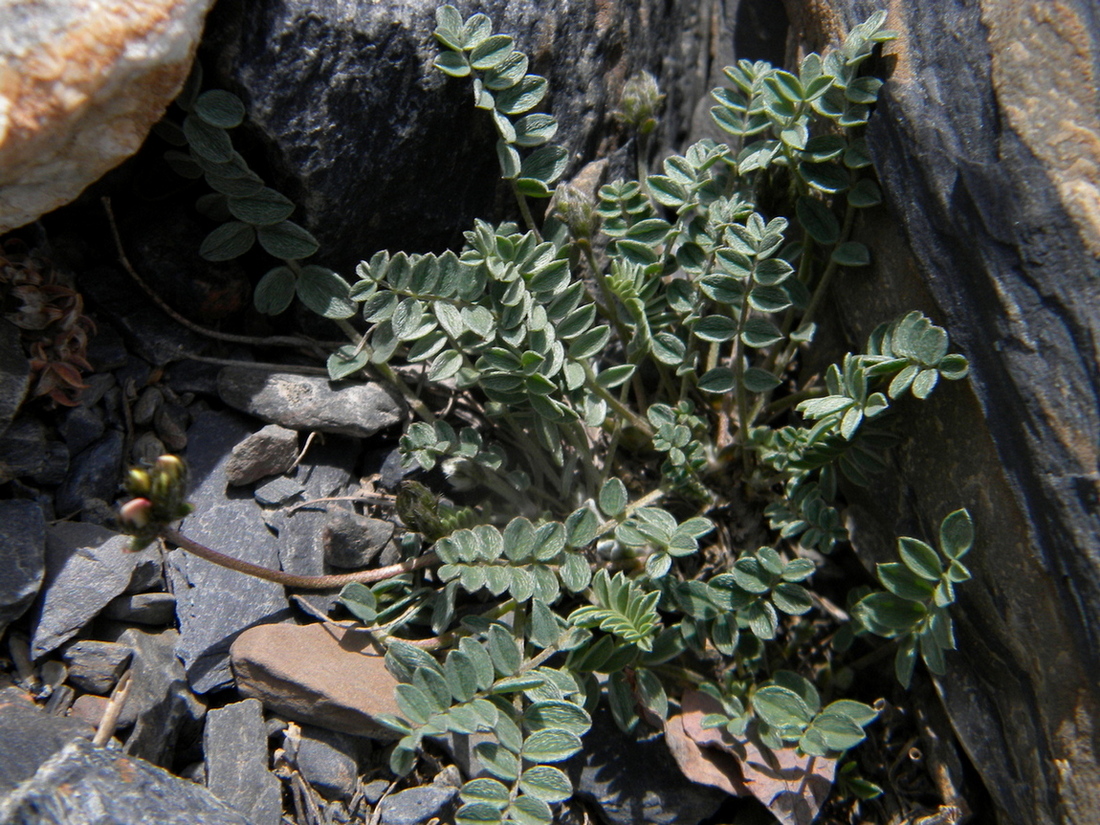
512,184,542,240
581,362,653,437
163,527,438,590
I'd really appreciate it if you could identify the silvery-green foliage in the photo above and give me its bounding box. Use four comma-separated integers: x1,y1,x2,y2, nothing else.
164,65,353,321
164,6,978,811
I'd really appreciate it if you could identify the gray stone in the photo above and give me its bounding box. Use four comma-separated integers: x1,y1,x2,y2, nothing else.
378,783,457,825
131,430,168,465
225,423,298,486
781,3,1100,823
0,500,45,638
265,434,361,614
565,710,725,825
254,475,305,506
59,404,106,456
169,410,292,694
199,0,718,273
29,522,160,659
84,322,128,372
102,592,177,626
204,699,282,825
0,319,31,439
103,626,205,765
133,386,164,426
60,640,133,695
362,778,390,804
0,687,95,796
54,430,122,517
155,402,191,451
0,738,255,825
217,366,405,438
0,417,69,486
323,509,395,569
296,724,364,801
77,265,212,366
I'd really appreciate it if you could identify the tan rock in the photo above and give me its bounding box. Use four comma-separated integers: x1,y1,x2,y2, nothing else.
230,622,402,740
0,0,216,232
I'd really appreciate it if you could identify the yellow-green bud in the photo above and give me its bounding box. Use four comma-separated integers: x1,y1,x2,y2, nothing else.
125,469,151,496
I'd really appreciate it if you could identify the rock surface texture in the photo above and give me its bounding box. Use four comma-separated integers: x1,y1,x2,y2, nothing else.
197,0,728,270
0,0,218,233
782,2,1100,823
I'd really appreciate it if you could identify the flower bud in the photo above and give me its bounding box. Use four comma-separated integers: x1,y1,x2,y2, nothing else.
553,183,598,240
616,72,664,135
125,469,151,496
119,497,153,528
154,454,186,483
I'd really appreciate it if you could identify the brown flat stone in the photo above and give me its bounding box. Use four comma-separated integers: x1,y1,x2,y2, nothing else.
230,623,401,740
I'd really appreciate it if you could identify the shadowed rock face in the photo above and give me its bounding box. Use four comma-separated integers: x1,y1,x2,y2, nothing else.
783,2,1100,823
196,0,732,272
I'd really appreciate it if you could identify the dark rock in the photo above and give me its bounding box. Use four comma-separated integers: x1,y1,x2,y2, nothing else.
199,0,718,272
59,404,106,456
155,402,190,451
29,522,160,659
133,385,164,426
204,699,283,825
323,509,395,569
103,626,205,765
126,549,166,594
782,3,1100,823
295,724,365,801
60,640,134,695
114,354,154,396
79,372,117,407
225,423,298,486
217,366,405,438
0,318,31,439
77,264,211,367
378,783,458,825
254,475,305,506
0,738,256,825
131,430,168,465
0,686,94,796
84,319,128,372
565,710,725,825
54,430,122,516
165,357,222,396
265,434,361,613
101,592,177,626
0,500,46,638
168,410,292,694
362,778,390,804
0,417,69,486
377,446,414,492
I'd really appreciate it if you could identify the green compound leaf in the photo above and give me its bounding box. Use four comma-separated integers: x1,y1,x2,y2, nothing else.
523,700,591,736
796,195,840,244
741,317,784,348
470,35,515,70
521,729,583,763
698,367,737,394
898,537,943,581
519,144,568,184
598,478,628,518
183,114,233,163
253,265,296,315
257,220,320,260
296,265,355,319
742,367,782,393
507,795,553,825
455,803,504,825
483,50,530,90
513,113,558,147
831,241,870,267
495,75,548,114
199,221,255,261
434,50,471,77
753,685,813,730
194,89,246,129
694,314,738,343
327,344,370,380
474,741,520,782
939,509,974,559
228,187,295,226
518,766,572,803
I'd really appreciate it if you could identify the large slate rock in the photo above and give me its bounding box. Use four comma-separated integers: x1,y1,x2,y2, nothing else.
0,687,94,797
169,410,292,694
0,500,46,638
781,3,1100,824
196,0,725,271
0,738,255,825
204,699,282,825
29,522,160,659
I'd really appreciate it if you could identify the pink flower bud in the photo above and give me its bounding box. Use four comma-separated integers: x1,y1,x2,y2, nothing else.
119,497,153,528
